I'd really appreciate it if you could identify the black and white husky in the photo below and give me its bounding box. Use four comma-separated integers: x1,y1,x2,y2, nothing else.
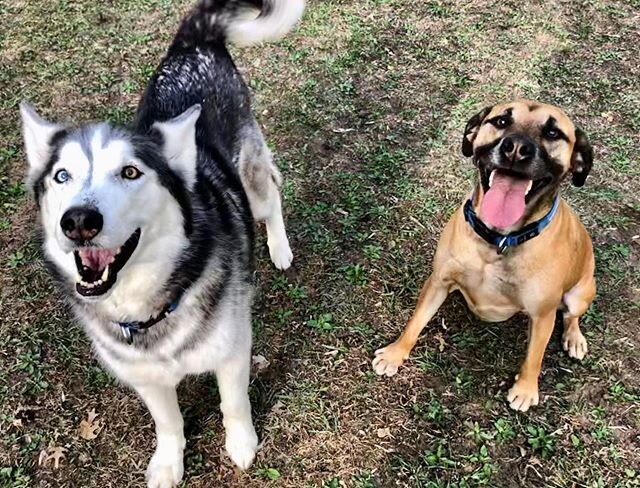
19,0,304,486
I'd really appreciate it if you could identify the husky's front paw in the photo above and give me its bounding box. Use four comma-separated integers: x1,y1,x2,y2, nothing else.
225,422,258,470
146,436,184,488
268,238,293,270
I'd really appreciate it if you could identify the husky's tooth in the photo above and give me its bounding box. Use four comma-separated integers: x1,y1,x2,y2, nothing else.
489,169,496,188
96,279,103,286
101,266,109,282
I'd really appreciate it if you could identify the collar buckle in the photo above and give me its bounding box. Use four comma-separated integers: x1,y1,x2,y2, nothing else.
115,292,183,345
497,237,509,255
121,325,134,344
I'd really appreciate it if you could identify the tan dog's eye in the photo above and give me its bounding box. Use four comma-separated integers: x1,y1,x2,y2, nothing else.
494,117,509,129
121,165,143,180
543,128,561,140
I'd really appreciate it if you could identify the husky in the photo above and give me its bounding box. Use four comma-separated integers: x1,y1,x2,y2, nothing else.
19,0,304,486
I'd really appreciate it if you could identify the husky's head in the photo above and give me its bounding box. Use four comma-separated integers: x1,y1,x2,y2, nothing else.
20,102,201,301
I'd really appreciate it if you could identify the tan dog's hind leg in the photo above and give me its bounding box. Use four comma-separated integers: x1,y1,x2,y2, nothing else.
507,309,555,412
562,277,595,360
373,276,449,377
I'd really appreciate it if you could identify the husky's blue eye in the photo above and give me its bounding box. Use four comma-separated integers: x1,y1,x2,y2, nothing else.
54,169,70,184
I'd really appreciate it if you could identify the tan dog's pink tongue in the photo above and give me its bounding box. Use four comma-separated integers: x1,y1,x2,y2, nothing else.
480,172,530,230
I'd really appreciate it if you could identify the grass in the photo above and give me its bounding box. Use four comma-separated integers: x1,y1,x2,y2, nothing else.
1,0,639,487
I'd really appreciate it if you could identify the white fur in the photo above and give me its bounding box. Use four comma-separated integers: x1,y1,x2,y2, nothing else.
153,104,201,190
19,102,63,187
91,291,258,486
238,129,293,270
227,0,306,47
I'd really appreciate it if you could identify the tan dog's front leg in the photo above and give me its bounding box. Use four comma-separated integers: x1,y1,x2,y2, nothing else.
507,309,556,412
373,276,449,377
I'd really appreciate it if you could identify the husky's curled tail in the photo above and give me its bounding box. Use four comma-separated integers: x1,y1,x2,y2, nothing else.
176,0,306,47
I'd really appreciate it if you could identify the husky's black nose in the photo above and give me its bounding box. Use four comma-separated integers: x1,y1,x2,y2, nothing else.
60,207,103,242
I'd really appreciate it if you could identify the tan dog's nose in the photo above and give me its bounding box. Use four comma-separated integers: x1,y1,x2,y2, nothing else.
501,135,535,163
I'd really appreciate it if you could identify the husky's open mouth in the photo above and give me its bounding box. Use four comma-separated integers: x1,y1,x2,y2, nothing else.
73,229,141,297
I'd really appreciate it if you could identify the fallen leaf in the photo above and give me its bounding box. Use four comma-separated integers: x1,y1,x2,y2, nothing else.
79,408,103,440
39,446,67,469
434,332,446,352
251,355,270,373
38,449,48,467
270,400,285,415
376,427,391,438
600,112,614,122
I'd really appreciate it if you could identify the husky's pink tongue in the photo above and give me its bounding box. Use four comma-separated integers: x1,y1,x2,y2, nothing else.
480,172,531,229
78,248,115,271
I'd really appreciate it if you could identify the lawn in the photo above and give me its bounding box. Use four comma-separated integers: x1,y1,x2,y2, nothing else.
0,0,639,487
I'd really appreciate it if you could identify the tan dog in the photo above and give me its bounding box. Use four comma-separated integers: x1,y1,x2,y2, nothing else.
373,100,596,412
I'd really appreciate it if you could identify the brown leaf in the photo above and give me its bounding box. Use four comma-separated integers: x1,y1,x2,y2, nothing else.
251,355,270,374
434,332,446,352
79,408,103,440
39,446,67,469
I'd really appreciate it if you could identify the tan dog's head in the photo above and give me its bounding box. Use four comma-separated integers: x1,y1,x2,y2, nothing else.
461,100,593,230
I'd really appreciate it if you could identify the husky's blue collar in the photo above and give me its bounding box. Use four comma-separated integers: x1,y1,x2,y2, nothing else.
118,293,183,344
463,196,560,255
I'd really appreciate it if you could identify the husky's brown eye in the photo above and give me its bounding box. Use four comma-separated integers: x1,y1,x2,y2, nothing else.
121,165,143,180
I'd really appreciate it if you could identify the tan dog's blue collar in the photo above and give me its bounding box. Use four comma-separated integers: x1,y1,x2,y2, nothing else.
463,196,560,254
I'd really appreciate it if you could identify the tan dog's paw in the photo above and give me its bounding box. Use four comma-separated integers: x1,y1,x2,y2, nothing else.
562,328,588,360
372,343,408,377
507,378,539,412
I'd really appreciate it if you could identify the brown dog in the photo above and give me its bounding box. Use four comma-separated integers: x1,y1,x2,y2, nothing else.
373,100,596,412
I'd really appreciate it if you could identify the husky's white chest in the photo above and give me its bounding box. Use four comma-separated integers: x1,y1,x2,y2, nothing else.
89,305,249,388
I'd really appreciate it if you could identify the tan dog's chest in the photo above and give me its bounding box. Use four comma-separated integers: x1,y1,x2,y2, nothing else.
450,254,523,322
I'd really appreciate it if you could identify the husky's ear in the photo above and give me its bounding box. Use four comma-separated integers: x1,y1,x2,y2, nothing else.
153,104,201,189
20,102,63,183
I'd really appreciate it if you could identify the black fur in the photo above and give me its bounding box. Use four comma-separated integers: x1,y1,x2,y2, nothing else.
32,128,70,203
462,105,493,158
116,0,261,346
571,127,593,187
171,0,264,49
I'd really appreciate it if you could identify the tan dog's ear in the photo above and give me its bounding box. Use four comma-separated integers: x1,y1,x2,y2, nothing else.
462,105,493,157
571,127,593,187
